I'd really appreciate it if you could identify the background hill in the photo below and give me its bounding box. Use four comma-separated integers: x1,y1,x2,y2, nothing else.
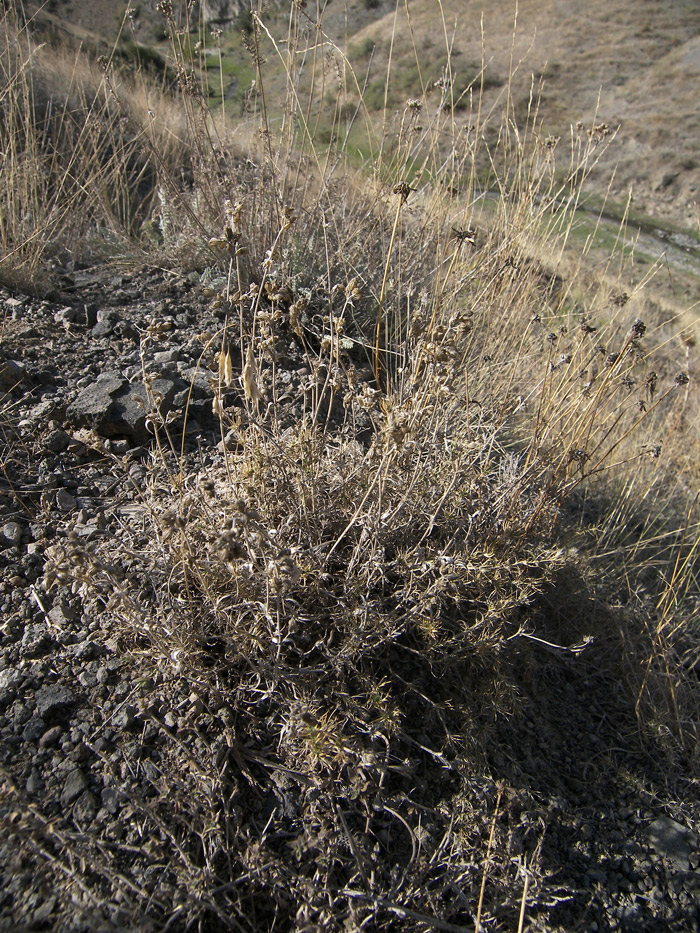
24,0,700,229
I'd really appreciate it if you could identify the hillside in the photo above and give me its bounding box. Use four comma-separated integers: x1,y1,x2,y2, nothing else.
2,2,700,931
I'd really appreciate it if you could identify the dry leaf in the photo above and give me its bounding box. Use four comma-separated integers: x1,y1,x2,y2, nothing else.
219,346,233,387
242,344,263,411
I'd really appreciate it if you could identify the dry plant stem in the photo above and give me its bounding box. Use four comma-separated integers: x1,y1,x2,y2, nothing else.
474,786,502,933
517,862,530,933
341,890,476,933
374,193,405,391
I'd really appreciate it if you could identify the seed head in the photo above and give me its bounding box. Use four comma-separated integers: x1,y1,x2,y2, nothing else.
393,182,414,204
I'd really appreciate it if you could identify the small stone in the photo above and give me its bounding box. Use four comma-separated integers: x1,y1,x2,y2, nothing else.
54,307,76,326
72,790,97,823
105,438,130,455
39,725,64,747
55,488,77,512
113,705,138,730
1,521,23,546
141,759,160,783
101,785,121,814
44,427,71,453
153,348,179,365
21,623,51,658
47,602,78,628
26,770,43,794
93,309,120,337
35,684,75,717
32,895,57,924
0,668,23,704
22,714,46,743
60,767,88,808
0,355,27,389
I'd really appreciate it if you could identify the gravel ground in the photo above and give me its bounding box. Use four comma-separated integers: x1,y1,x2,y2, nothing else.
0,268,699,931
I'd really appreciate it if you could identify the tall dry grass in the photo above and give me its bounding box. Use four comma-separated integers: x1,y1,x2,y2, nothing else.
0,4,196,290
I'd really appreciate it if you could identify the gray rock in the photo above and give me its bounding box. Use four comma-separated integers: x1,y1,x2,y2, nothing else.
35,684,75,718
55,487,77,512
25,769,43,794
31,895,57,925
44,427,71,452
66,371,176,440
54,307,77,327
12,702,32,726
92,309,121,337
72,789,97,823
22,714,46,743
101,785,122,814
0,353,27,388
21,623,52,658
0,668,23,704
113,378,177,439
60,767,88,808
66,372,126,434
646,816,698,870
153,348,180,365
0,521,23,547
113,705,138,730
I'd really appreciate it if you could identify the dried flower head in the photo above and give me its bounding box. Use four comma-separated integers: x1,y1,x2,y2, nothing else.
393,182,414,204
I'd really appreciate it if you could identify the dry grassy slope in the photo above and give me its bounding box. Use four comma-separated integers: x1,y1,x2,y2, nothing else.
24,0,183,46
348,0,700,227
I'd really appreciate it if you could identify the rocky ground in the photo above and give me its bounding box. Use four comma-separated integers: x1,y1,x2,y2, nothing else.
0,267,699,931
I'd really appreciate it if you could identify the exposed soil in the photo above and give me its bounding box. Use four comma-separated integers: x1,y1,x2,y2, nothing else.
1,267,699,931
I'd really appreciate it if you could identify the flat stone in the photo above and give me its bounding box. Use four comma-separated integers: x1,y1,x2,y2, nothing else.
100,785,122,814
153,348,179,365
35,685,75,718
72,790,97,823
60,767,88,808
21,622,53,658
55,488,77,512
647,816,697,870
66,371,176,440
47,601,79,626
25,770,43,794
